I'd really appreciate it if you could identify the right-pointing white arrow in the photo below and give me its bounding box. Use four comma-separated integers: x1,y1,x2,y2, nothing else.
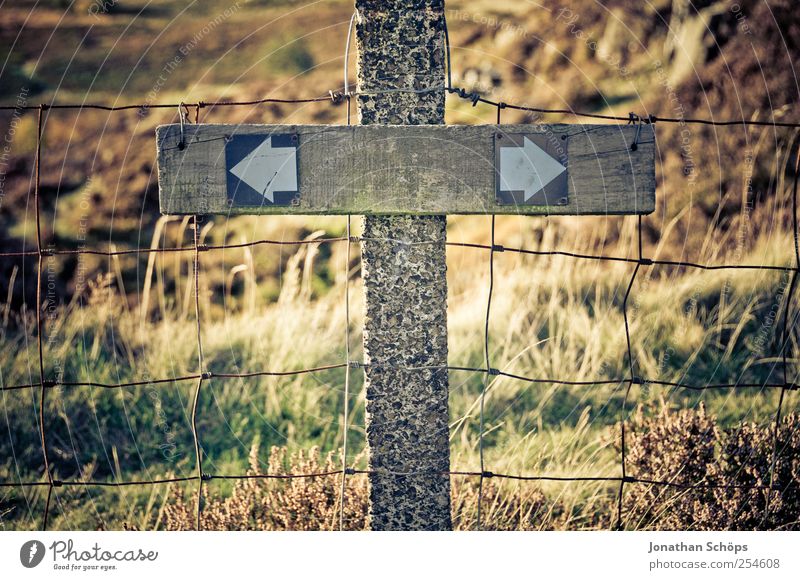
500,136,566,201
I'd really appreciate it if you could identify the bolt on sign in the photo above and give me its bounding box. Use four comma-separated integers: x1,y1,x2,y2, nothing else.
156,124,655,216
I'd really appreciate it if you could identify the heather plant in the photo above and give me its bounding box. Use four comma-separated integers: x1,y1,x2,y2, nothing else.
159,406,799,531
160,446,575,531
623,403,800,530
163,442,369,531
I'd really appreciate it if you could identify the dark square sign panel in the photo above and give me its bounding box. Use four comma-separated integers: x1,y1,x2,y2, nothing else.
495,133,568,206
225,134,299,207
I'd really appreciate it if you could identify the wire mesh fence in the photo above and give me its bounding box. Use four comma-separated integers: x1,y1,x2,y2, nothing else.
0,87,798,531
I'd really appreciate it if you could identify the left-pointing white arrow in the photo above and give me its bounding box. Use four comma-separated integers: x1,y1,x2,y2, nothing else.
229,137,297,202
500,136,566,201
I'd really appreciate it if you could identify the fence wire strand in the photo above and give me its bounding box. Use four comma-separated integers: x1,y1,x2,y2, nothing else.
190,215,208,531
476,215,496,530
616,218,643,530
0,88,797,531
34,104,55,531
339,215,353,531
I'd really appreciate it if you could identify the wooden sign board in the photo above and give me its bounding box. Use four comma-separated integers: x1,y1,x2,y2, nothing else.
156,124,655,216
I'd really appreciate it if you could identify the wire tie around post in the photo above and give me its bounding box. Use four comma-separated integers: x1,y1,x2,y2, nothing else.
178,102,191,151
628,112,643,152
329,90,344,105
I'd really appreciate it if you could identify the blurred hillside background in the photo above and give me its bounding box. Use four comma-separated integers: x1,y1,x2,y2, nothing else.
0,0,799,530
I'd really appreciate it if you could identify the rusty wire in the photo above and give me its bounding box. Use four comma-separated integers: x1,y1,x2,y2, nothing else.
190,214,207,531
476,215,496,529
34,104,54,531
1,88,799,127
2,367,796,395
0,90,797,531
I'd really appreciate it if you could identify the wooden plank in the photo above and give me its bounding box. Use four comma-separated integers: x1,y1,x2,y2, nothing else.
156,123,656,215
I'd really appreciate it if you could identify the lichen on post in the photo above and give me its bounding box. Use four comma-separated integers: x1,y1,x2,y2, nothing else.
355,0,453,530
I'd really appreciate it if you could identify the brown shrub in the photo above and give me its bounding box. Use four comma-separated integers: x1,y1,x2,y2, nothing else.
163,443,368,531
162,441,565,531
161,407,799,531
623,404,800,530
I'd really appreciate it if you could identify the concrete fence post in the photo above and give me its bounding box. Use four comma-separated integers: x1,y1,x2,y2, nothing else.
356,0,453,530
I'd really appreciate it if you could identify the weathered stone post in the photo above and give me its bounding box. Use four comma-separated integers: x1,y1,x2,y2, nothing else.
356,0,452,530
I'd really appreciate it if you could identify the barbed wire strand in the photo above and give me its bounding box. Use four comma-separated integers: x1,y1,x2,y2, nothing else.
447,89,800,128
2,88,800,127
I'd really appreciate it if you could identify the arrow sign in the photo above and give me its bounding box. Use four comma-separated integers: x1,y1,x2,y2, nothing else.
496,134,568,206
157,124,656,215
225,134,299,206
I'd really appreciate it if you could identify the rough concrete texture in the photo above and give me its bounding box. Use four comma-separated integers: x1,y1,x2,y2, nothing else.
355,0,446,126
356,1,453,530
